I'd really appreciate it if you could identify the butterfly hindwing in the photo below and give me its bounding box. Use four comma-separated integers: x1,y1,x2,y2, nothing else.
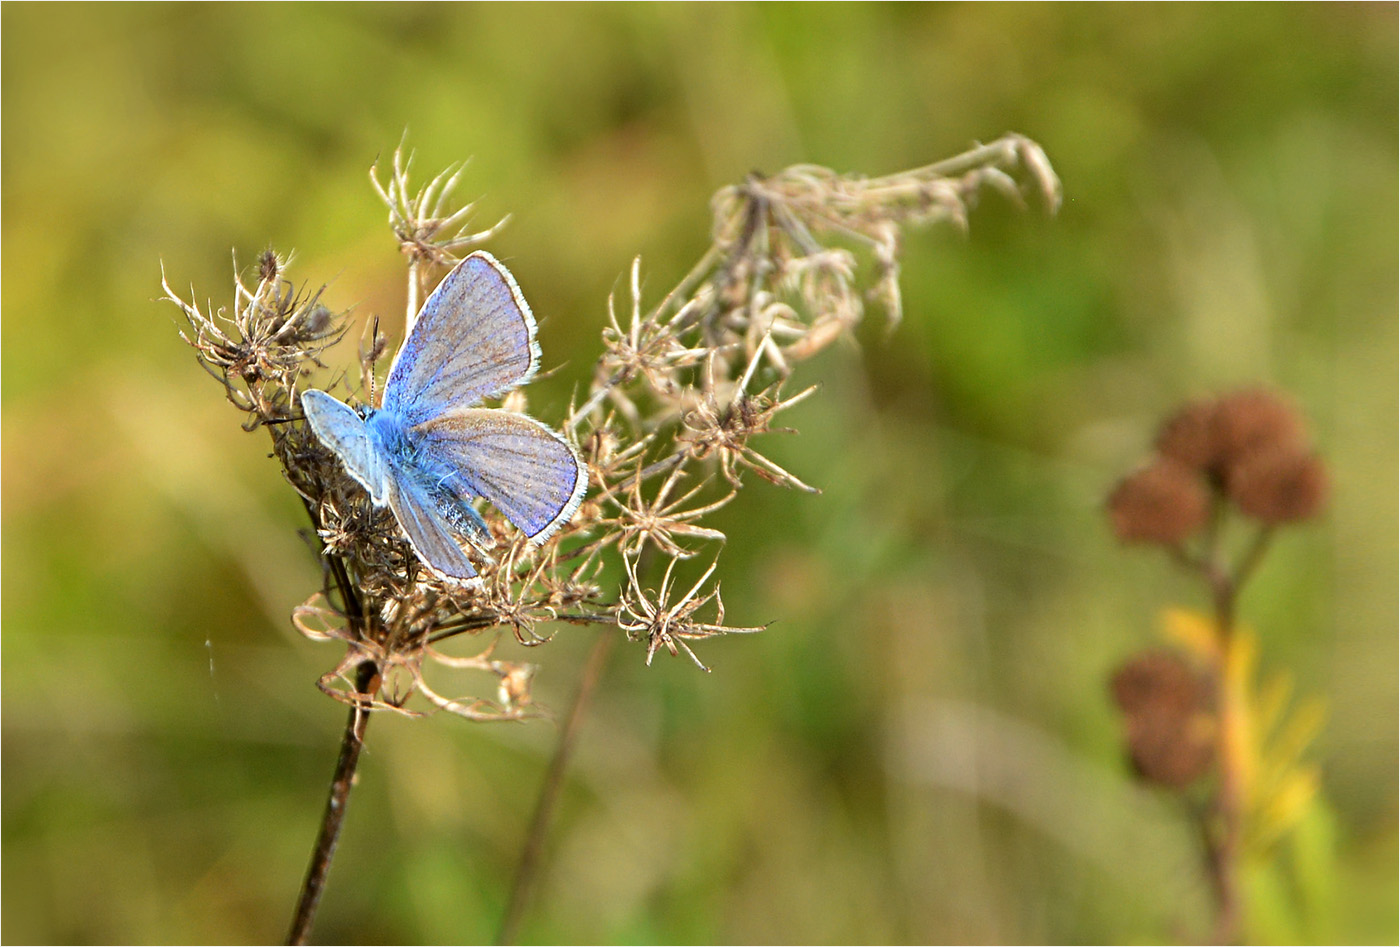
384,252,540,426
412,408,587,544
385,472,480,581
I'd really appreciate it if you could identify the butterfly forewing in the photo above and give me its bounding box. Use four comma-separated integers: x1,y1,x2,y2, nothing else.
384,252,541,425
413,408,587,543
301,390,386,502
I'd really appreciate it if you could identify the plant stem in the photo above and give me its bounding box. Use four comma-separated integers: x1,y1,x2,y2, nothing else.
1209,651,1246,945
497,631,616,945
285,524,375,947
287,660,376,946
1203,534,1274,944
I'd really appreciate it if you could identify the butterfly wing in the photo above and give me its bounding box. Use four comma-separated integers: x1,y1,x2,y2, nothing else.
301,389,387,503
412,408,587,544
385,472,480,581
383,252,541,426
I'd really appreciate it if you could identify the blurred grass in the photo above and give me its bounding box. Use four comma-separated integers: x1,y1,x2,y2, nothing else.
2,4,1395,943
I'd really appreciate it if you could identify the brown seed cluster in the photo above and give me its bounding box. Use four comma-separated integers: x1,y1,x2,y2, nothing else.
1110,649,1216,788
1109,389,1328,546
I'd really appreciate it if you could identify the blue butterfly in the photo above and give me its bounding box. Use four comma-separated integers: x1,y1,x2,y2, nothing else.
301,251,587,582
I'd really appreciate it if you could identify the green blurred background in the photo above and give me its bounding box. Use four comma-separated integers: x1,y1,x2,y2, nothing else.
3,4,1395,943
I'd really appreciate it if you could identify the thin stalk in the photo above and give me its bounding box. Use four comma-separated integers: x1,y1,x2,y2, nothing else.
287,659,376,945
1174,506,1262,944
1204,526,1277,944
497,631,617,945
1207,584,1245,945
286,505,375,946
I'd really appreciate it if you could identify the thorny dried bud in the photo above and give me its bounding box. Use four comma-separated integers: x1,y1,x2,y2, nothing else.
679,374,821,493
1107,459,1210,547
1227,447,1329,525
172,134,1060,713
598,461,734,560
258,248,281,282
1111,649,1216,789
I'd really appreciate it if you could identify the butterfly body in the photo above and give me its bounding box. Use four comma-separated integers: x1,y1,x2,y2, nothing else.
302,252,586,582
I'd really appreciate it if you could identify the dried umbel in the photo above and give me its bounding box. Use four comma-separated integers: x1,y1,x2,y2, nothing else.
167,135,1062,718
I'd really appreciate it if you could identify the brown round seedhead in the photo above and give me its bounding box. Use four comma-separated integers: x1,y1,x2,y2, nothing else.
1107,459,1210,546
1228,446,1329,524
1110,649,1215,789
1155,398,1222,473
1213,388,1306,475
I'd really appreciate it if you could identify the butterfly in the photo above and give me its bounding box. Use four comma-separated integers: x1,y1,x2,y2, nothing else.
301,251,587,582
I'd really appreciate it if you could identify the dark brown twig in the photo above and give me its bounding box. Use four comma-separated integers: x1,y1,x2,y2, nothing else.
287,499,375,946
287,659,376,945
1172,507,1247,943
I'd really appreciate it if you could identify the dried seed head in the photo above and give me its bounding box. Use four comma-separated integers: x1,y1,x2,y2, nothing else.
496,662,538,710
1227,447,1329,524
1110,649,1215,789
1155,399,1221,473
1213,388,1306,474
300,303,334,339
1156,389,1307,486
1107,459,1210,546
258,248,282,283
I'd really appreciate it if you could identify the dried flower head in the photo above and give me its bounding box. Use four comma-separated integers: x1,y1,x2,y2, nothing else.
1212,388,1305,473
1111,649,1216,788
1227,447,1329,524
163,251,346,429
1107,459,1210,546
618,556,764,672
1155,398,1222,473
1118,388,1326,549
1155,388,1308,487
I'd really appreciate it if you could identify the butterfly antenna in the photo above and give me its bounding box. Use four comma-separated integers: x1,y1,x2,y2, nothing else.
360,315,384,406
